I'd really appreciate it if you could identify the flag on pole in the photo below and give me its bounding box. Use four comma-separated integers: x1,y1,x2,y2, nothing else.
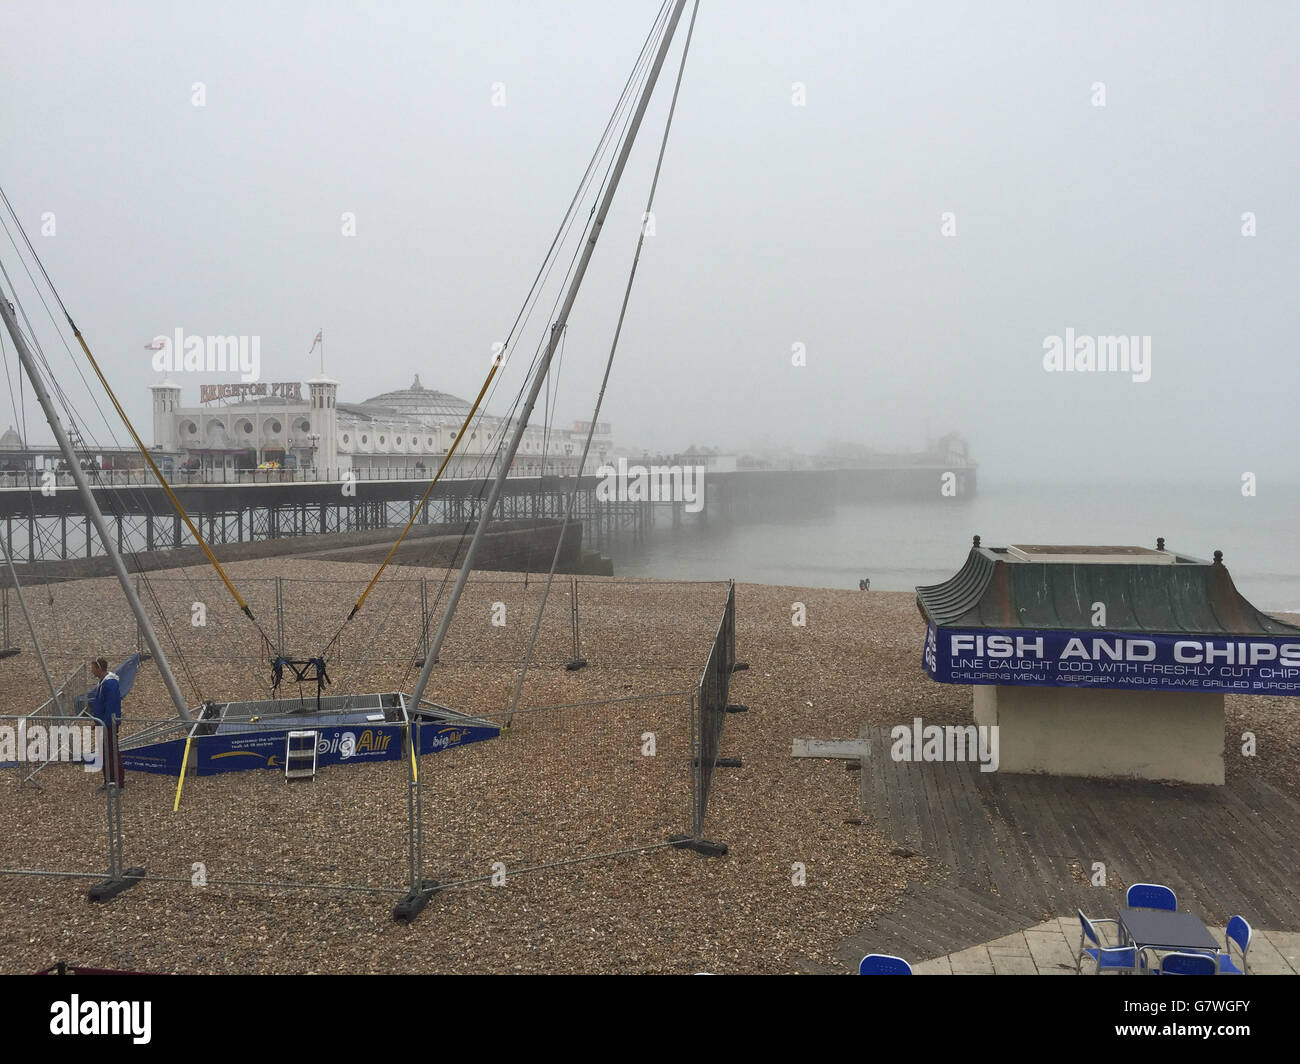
143,338,166,350
308,330,323,354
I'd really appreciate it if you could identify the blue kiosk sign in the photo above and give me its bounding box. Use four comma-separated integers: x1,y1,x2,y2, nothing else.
924,625,1300,696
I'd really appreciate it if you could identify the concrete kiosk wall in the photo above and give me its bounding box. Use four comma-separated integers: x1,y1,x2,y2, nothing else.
974,684,1224,785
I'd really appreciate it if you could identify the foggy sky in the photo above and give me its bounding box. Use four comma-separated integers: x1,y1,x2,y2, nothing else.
1,0,1296,487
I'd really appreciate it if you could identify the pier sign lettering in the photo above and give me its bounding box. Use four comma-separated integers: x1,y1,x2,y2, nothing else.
200,381,302,403
923,625,1300,695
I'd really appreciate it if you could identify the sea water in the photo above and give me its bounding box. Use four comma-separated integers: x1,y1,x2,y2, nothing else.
608,480,1300,614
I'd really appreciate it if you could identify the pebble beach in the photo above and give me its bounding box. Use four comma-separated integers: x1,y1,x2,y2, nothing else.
1,558,1296,974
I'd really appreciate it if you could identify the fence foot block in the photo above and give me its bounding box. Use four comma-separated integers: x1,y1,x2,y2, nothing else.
730,662,749,673
564,658,588,671
725,703,748,713
393,879,440,923
669,835,728,857
0,647,19,659
87,867,145,903
693,757,743,768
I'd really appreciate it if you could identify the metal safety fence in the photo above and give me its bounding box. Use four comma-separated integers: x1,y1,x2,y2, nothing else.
0,713,119,888
0,712,426,911
15,662,92,786
2,584,18,655
3,572,731,678
0,579,740,963
407,691,694,913
687,579,743,849
0,689,700,919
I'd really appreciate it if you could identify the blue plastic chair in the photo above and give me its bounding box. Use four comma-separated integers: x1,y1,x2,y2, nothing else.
1215,916,1252,975
858,953,912,975
1076,909,1140,974
1157,951,1218,975
1126,883,1177,911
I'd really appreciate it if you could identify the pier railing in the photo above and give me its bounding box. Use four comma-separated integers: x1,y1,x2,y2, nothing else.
0,460,600,491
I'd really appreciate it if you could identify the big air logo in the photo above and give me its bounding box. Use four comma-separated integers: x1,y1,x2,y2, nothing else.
317,729,391,759
429,728,473,751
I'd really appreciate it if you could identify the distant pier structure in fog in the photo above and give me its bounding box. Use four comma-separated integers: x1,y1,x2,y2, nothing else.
0,416,976,565
658,433,977,523
148,373,612,479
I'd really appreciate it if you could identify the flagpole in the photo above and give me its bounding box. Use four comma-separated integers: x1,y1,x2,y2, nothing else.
309,329,324,375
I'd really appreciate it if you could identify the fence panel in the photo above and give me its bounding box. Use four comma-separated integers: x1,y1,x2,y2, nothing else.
117,716,413,899
694,581,736,837
15,663,92,785
425,576,577,667
0,573,734,922
417,692,692,892
0,713,114,884
570,578,729,670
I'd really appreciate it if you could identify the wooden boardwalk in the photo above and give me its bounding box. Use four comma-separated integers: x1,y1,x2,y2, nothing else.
840,727,1300,965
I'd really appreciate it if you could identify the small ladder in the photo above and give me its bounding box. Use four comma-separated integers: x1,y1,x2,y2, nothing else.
285,730,318,781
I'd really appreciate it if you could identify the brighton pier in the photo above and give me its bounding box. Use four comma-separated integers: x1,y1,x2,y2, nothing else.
0,376,976,571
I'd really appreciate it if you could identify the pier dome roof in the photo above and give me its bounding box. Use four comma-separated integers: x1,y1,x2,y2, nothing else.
0,425,24,450
359,375,473,422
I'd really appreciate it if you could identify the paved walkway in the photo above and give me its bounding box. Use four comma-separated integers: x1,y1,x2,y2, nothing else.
911,918,1300,975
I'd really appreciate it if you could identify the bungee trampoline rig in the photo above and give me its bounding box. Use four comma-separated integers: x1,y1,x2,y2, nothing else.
1,255,508,787
2,0,702,915
0,216,510,789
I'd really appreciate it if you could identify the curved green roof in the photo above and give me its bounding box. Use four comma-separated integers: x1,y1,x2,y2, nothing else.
916,544,1300,636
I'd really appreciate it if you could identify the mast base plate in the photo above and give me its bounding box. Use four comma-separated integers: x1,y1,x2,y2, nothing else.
392,879,441,923
88,867,146,903
668,835,728,857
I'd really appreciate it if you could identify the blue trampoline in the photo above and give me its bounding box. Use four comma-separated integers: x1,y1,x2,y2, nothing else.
122,692,499,777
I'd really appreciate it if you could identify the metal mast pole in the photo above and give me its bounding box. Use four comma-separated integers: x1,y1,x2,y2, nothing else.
410,0,688,708
0,529,59,709
0,283,193,721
